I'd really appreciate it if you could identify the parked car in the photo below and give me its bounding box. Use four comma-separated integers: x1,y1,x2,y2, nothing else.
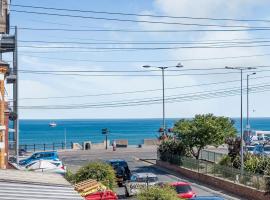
190,196,224,200
106,159,131,186
253,144,270,156
24,160,66,174
245,145,255,154
19,151,59,166
19,149,27,156
125,173,158,197
170,182,196,199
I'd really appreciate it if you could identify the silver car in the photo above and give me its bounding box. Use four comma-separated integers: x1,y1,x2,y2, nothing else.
125,173,158,197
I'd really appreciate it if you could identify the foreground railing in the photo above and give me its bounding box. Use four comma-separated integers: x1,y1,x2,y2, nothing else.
159,153,267,191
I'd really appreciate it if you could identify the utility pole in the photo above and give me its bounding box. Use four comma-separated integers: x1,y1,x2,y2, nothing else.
13,26,19,164
161,68,165,136
225,66,256,175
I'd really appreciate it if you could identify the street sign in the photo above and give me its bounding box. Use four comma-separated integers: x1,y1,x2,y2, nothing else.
102,128,108,135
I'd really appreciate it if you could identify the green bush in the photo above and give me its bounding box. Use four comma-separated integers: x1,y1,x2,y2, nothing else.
65,169,75,183
244,154,270,175
158,139,188,163
137,186,181,200
219,155,232,166
66,162,116,190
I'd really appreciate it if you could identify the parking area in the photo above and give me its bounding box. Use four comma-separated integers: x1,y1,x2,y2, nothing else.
59,147,245,200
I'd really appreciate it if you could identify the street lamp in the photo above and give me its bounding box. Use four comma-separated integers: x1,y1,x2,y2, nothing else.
246,72,256,136
225,66,256,175
142,63,184,136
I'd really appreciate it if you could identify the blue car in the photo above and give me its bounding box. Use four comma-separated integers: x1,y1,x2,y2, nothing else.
19,151,59,166
191,197,224,200
253,144,270,156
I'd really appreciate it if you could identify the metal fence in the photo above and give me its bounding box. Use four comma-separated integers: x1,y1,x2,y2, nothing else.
9,142,74,152
159,153,267,191
199,149,225,163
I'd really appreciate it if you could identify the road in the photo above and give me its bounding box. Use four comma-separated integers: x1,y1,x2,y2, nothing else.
59,147,245,200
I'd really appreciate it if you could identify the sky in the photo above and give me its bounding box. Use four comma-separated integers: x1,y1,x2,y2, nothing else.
5,0,270,119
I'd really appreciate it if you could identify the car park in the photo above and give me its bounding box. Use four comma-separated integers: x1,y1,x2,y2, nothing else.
106,159,131,186
170,182,196,199
124,173,158,197
19,151,59,166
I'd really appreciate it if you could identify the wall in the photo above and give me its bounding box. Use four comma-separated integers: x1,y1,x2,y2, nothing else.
157,160,269,200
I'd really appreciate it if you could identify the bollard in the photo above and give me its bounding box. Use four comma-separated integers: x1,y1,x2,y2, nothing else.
113,140,116,151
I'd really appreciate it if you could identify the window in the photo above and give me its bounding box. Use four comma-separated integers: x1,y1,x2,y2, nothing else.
130,175,137,182
137,177,158,183
264,146,270,152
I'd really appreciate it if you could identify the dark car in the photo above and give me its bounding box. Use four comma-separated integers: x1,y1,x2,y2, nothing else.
190,197,224,200
106,159,131,186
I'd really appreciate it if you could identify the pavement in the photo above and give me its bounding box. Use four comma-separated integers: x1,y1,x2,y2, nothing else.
59,147,245,200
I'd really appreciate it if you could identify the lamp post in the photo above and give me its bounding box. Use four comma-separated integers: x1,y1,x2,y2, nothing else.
225,66,256,175
142,63,183,136
246,72,256,138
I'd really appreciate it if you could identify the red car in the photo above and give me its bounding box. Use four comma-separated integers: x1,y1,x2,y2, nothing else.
170,182,196,199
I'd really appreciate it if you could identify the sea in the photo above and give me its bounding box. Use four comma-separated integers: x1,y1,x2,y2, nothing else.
12,118,270,146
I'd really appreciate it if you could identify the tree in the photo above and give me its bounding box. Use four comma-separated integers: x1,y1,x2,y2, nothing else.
67,162,116,190
137,186,181,200
173,114,237,159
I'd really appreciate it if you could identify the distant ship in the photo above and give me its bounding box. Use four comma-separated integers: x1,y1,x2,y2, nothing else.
49,122,57,127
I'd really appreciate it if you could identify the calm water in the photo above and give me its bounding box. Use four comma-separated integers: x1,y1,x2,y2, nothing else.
14,118,270,145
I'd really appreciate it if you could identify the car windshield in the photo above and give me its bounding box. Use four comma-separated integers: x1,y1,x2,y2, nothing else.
264,146,270,151
137,177,158,183
174,185,192,194
111,161,127,167
247,147,254,151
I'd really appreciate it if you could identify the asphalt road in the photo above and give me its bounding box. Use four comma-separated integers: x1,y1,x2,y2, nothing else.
59,147,245,200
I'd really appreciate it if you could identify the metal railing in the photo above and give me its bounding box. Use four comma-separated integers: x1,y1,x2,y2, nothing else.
9,142,75,152
199,149,225,163
159,153,267,191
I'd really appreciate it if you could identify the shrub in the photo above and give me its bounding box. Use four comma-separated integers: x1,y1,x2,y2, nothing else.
68,162,116,190
65,169,75,183
137,186,180,200
158,139,188,163
219,155,232,166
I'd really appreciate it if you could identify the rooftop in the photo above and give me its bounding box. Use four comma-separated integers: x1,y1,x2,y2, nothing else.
0,169,82,200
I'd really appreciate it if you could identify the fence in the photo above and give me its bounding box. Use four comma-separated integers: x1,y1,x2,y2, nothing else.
159,153,267,191
199,149,225,163
9,142,76,152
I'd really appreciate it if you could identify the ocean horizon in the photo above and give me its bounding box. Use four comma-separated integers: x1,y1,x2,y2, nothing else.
12,117,270,146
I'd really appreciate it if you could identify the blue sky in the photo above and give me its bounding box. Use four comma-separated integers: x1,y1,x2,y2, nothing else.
6,0,270,119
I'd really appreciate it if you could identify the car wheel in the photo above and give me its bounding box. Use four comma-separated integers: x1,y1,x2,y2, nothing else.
125,187,130,197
